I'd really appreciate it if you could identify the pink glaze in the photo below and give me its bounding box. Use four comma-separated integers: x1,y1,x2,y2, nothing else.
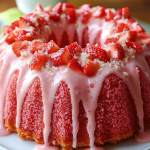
134,131,150,143
0,6,150,150
0,125,11,136
34,144,59,150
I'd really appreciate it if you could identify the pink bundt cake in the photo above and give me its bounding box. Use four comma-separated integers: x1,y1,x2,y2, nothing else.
0,2,150,150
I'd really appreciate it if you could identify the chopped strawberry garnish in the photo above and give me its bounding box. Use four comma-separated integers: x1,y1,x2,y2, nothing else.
107,43,125,60
30,40,44,54
119,31,137,42
79,4,91,10
122,7,130,19
37,16,48,25
80,10,91,24
105,37,119,45
105,9,114,21
5,32,16,44
19,17,35,29
63,3,74,10
49,12,60,21
12,41,29,57
125,41,143,53
126,18,136,25
34,3,43,12
29,53,48,70
68,58,83,73
113,23,129,33
52,2,62,14
65,8,76,24
44,5,52,12
93,6,106,18
134,23,145,33
114,8,122,20
50,48,72,66
136,32,150,45
83,60,99,77
67,42,81,56
85,44,110,62
46,40,60,54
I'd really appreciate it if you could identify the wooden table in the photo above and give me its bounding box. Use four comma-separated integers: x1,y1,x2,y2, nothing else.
0,0,150,24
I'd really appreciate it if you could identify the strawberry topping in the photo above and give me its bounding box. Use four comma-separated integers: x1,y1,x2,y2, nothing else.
83,60,100,77
65,8,76,24
30,40,44,54
46,40,60,54
67,42,81,56
105,9,114,21
80,10,91,24
29,53,48,70
125,41,143,53
68,58,83,73
52,2,63,14
93,7,106,18
79,4,91,10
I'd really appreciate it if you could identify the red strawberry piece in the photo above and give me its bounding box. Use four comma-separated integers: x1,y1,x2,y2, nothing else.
119,31,137,42
125,41,142,53
82,26,89,48
60,31,69,48
68,58,83,73
93,7,106,18
46,40,60,54
37,16,48,25
49,12,60,21
24,13,36,20
67,42,81,56
114,8,122,20
12,41,29,57
34,3,43,12
83,59,99,77
135,23,145,33
94,30,102,45
29,53,48,70
44,5,52,12
136,32,150,45
30,40,44,54
50,48,72,66
80,10,91,24
5,32,16,44
105,9,114,21
122,7,130,19
79,4,91,10
85,44,110,62
65,8,76,24
15,30,37,41
113,23,129,33
52,2,62,14
107,43,125,60
19,17,35,29
63,3,74,10
105,37,119,45
126,18,136,25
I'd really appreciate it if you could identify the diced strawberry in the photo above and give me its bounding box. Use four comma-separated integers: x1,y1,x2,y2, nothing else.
136,32,150,45
5,32,16,44
24,13,36,20
83,59,99,77
105,37,119,45
122,7,130,19
29,53,48,70
113,23,129,33
119,31,137,42
114,8,122,20
93,7,106,18
84,44,110,62
37,16,48,25
52,2,62,14
107,43,125,60
30,40,44,54
65,8,76,24
15,30,37,41
80,10,91,24
134,23,145,33
68,58,83,73
67,42,81,55
49,12,60,21
19,17,35,29
125,41,143,53
50,48,72,66
44,5,52,12
46,40,60,54
126,18,136,25
79,4,91,10
63,3,75,9
12,41,29,57
105,9,114,21
34,3,43,12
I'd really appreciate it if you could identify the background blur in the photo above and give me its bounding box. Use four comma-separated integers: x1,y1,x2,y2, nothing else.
0,0,150,24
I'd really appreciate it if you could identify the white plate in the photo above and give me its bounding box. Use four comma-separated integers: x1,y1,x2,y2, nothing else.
0,133,150,150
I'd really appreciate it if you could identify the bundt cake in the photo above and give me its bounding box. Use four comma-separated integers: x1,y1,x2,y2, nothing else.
0,2,150,150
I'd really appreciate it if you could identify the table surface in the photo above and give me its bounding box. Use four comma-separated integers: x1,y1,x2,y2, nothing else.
0,0,150,24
